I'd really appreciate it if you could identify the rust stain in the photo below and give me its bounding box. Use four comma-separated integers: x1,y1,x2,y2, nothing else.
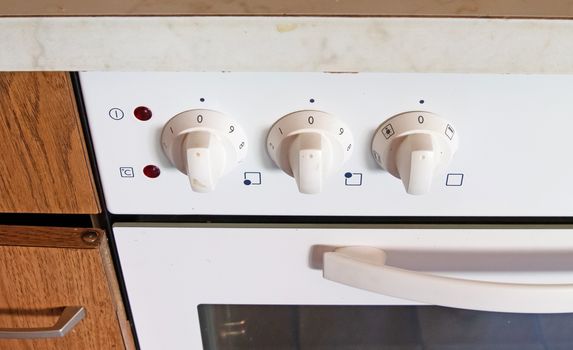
276,23,298,33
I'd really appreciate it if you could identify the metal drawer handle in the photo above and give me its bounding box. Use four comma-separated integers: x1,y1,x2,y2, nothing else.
323,247,573,314
0,306,85,339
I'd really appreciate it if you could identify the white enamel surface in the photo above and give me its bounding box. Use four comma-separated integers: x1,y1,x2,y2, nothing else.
3,17,573,72
82,72,573,216
114,225,573,350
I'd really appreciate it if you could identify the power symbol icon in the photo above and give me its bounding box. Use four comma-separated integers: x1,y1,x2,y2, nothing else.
109,108,125,120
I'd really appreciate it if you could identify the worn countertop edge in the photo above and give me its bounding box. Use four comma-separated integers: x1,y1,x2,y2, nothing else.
4,0,573,19
2,14,573,19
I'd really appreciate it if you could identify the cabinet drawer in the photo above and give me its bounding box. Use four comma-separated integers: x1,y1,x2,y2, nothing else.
0,226,133,350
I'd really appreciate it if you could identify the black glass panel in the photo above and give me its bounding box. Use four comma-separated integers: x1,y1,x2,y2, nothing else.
198,305,573,350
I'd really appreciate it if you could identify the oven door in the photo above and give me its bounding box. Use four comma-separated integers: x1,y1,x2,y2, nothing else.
114,225,573,350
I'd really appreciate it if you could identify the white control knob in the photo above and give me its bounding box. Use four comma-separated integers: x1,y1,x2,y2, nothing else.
267,110,353,194
161,109,247,193
371,111,458,195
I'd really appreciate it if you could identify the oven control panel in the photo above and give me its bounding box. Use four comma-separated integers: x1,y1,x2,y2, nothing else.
81,72,573,216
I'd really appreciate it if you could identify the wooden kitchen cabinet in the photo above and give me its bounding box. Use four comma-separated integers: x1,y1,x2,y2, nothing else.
0,72,100,214
0,225,134,350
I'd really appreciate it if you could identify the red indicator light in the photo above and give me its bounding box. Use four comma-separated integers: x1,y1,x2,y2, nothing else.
134,106,152,121
143,165,161,178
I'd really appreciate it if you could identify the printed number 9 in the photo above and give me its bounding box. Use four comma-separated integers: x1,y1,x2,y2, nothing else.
229,125,235,133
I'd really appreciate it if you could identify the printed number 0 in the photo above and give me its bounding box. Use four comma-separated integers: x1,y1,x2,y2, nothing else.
197,115,203,123
308,116,314,125
418,115,424,124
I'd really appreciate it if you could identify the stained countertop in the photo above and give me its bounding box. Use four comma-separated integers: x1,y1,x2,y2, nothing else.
2,1,573,72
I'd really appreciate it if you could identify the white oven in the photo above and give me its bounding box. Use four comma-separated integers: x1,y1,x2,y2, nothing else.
80,72,573,349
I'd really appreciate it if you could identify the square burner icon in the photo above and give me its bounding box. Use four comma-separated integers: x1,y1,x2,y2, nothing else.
243,172,262,186
344,172,363,186
446,173,464,187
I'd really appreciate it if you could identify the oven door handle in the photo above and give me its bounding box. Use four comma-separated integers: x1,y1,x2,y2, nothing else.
323,246,573,314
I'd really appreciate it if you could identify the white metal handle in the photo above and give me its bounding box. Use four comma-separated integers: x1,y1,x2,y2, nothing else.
323,246,573,313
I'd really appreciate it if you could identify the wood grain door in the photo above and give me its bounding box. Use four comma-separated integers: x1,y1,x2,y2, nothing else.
0,72,100,213
0,226,134,350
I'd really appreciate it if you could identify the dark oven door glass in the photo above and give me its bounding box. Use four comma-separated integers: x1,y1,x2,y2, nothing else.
199,305,573,350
